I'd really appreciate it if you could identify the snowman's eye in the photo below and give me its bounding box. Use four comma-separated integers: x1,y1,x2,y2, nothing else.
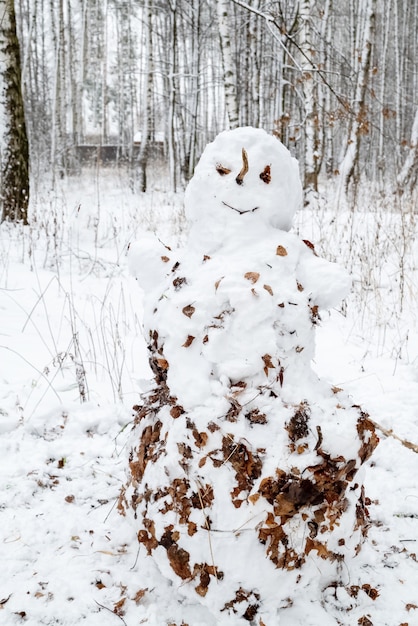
216,164,231,176
260,165,271,184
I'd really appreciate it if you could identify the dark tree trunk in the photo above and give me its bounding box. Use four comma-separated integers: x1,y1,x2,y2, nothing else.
0,0,30,224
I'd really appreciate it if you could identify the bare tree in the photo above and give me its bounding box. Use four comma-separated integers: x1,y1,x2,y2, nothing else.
137,0,153,192
397,108,418,192
298,0,320,191
338,0,376,194
0,0,30,223
217,0,239,128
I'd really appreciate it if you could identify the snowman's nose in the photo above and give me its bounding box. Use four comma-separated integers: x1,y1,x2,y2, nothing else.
236,148,249,185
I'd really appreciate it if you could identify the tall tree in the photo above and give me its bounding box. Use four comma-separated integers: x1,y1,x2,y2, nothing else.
137,0,153,192
338,0,376,194
298,0,320,192
217,0,239,128
397,108,418,192
0,0,30,223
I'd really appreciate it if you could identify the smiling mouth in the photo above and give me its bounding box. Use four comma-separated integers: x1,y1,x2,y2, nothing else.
222,201,259,215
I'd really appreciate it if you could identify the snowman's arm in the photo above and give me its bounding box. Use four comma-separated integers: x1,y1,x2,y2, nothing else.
297,241,352,310
128,233,174,292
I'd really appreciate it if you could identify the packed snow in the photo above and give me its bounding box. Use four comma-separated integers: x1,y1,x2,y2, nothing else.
1,131,418,625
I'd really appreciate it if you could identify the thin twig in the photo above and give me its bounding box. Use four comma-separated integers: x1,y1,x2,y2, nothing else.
94,600,127,625
370,419,418,453
196,479,219,582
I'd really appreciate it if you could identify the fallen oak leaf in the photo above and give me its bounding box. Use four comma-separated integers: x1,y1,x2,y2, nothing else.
182,335,195,347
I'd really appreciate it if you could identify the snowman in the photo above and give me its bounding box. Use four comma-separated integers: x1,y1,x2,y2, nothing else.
120,127,378,625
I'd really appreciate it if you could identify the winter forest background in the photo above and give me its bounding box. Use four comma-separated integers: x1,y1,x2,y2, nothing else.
1,0,418,624
10,0,418,197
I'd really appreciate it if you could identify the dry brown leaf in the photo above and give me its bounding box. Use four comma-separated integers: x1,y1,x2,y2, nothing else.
173,276,187,290
263,284,273,295
182,335,195,347
245,408,267,425
170,405,184,419
167,544,192,580
260,165,271,184
193,430,208,448
302,239,316,253
133,588,148,604
262,354,275,376
156,358,169,370
276,245,288,256
215,277,224,291
182,304,195,318
113,597,126,616
161,255,170,263
244,271,260,284
361,584,379,600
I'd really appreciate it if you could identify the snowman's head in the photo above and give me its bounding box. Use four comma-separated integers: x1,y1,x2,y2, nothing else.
185,127,303,243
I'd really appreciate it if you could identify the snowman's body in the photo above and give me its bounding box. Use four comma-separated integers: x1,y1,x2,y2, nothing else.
121,128,378,624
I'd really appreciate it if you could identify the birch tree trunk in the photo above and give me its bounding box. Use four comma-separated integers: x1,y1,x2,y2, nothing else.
186,0,201,180
217,0,239,129
167,0,178,192
138,0,153,192
0,0,30,223
298,0,319,192
338,0,376,195
397,108,418,192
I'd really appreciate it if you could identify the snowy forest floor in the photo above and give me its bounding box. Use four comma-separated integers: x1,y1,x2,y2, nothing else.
1,168,418,625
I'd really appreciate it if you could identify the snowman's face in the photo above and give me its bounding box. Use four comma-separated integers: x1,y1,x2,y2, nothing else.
185,127,302,235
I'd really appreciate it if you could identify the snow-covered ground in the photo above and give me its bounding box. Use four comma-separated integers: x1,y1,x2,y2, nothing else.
1,169,417,625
